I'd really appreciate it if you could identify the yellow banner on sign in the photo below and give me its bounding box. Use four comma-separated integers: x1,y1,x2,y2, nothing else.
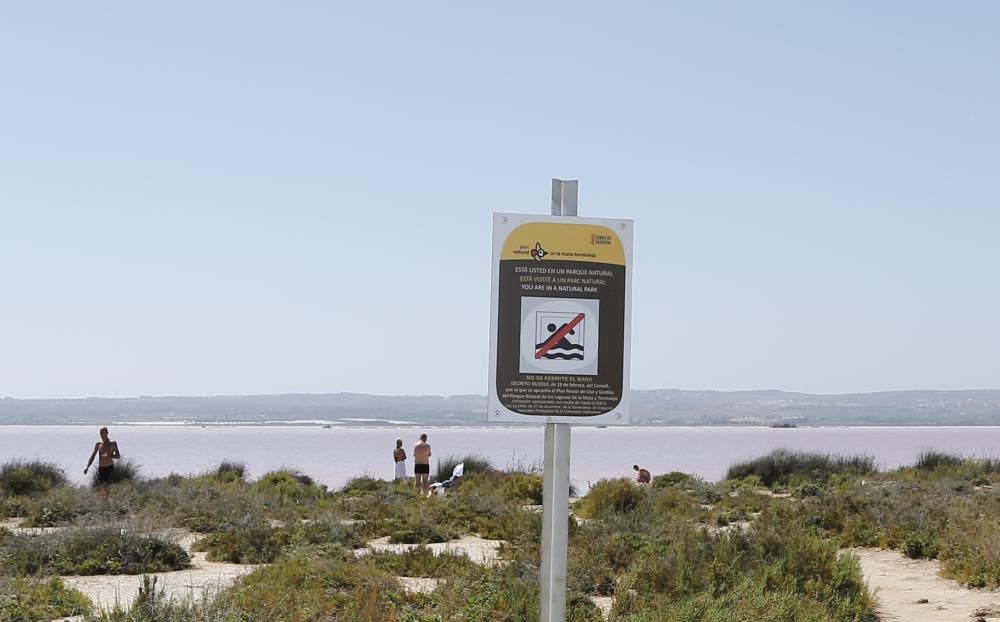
500,222,626,265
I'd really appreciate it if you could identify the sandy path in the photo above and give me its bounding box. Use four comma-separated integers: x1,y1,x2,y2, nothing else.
355,534,505,566
851,548,1000,622
0,522,256,613
61,549,255,611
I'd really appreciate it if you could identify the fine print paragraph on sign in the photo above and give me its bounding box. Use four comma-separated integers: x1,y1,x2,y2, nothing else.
489,214,633,425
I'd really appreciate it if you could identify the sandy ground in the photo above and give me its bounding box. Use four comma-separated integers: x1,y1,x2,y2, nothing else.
3,520,255,616
356,534,615,617
355,534,504,566
61,550,255,611
591,595,613,619
851,548,1000,622
396,576,440,594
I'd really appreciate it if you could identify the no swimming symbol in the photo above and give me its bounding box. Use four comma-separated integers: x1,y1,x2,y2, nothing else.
535,312,585,360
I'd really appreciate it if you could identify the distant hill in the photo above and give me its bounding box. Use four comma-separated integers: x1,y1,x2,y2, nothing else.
2,389,999,426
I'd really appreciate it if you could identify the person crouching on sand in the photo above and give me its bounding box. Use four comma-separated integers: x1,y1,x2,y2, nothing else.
634,464,651,484
85,427,121,495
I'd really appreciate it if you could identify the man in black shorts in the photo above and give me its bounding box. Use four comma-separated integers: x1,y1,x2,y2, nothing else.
413,433,432,492
84,427,120,495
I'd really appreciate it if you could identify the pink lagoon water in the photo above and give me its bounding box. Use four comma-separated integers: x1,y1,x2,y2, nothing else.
1,426,999,491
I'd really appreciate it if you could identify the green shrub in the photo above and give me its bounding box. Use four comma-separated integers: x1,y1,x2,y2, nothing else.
254,470,325,505
457,470,544,505
210,553,409,622
194,520,365,563
90,459,140,487
387,519,457,544
500,472,544,504
367,546,477,577
0,461,68,497
938,513,1000,588
338,476,386,497
193,526,286,564
901,530,939,559
725,450,876,488
22,486,96,527
212,460,247,482
0,526,190,575
0,577,92,622
652,471,700,489
153,478,269,533
575,478,645,518
914,450,964,471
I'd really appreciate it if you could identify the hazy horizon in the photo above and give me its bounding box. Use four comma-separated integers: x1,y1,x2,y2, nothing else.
5,386,1000,402
2,4,998,399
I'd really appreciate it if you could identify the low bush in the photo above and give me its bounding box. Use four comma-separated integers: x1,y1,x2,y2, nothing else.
914,450,964,471
212,460,247,483
90,459,141,488
367,546,477,577
725,450,876,488
210,553,414,622
0,461,68,497
0,526,190,575
387,519,458,544
22,486,97,527
457,470,544,505
193,526,286,564
254,470,326,506
938,511,1000,588
194,520,366,563
338,476,386,497
150,478,269,533
0,577,92,622
574,478,645,518
651,471,700,489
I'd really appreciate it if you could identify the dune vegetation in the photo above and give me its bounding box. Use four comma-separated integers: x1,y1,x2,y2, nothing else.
0,448,997,621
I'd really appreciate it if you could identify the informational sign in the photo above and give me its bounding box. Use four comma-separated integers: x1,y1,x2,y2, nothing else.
488,213,633,424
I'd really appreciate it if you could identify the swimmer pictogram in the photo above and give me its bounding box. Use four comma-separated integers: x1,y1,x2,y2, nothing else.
535,313,585,360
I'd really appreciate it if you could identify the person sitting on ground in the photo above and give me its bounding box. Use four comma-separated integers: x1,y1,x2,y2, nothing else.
633,464,651,484
428,462,464,497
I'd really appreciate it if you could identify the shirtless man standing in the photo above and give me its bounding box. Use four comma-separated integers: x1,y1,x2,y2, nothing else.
413,433,432,493
85,427,120,494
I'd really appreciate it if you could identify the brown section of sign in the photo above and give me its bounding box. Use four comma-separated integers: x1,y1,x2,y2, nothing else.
495,259,626,417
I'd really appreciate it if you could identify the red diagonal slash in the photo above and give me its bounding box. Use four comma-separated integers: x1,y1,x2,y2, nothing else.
535,313,585,359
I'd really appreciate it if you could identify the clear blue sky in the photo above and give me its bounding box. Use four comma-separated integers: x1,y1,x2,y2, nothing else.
1,3,997,399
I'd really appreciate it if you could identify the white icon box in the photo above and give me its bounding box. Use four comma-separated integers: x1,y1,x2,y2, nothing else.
519,297,599,375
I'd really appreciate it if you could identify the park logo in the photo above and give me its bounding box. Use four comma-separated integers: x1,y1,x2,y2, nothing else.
530,242,547,261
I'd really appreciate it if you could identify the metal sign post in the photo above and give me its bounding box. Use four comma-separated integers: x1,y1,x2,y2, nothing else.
487,179,632,622
540,179,577,622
